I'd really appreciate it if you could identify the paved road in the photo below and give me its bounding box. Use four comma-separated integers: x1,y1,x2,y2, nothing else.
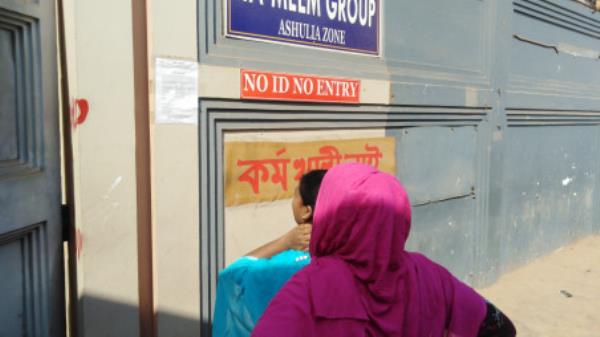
479,235,600,337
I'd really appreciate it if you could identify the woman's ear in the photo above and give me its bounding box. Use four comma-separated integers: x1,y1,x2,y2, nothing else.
301,205,313,223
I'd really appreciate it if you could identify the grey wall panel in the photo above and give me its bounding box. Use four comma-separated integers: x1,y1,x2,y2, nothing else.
499,124,599,271
390,126,478,205
407,197,478,283
508,0,600,109
389,125,481,283
385,0,491,81
385,0,495,106
508,40,600,98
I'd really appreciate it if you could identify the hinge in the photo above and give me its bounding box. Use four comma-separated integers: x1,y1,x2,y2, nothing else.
61,204,72,242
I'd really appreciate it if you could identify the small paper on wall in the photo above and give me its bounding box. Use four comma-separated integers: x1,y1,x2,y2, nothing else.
224,137,396,207
154,57,198,124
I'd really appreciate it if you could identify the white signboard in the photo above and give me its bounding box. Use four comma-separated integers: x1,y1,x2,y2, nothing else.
155,58,198,124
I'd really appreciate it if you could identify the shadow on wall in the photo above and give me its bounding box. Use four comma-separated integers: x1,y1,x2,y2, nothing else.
78,295,203,337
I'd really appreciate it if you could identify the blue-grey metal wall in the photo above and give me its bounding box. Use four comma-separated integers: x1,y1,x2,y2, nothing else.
198,0,600,333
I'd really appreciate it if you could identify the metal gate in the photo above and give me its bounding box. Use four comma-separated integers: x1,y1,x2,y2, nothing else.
0,0,64,336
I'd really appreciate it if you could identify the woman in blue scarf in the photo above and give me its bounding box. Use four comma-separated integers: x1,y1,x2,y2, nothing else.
212,170,327,337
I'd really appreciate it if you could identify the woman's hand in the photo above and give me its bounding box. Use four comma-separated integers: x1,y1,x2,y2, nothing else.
245,224,312,258
283,224,312,251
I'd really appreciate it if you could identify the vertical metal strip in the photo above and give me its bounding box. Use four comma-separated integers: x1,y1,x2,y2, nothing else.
131,0,156,336
56,0,78,334
199,103,212,337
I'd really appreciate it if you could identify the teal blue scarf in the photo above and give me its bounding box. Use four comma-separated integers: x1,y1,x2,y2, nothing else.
212,250,311,337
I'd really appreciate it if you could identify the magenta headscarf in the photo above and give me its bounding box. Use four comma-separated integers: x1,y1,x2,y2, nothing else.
252,164,486,337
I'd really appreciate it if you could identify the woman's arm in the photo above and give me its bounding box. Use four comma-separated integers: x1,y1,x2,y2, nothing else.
246,224,312,258
477,301,517,337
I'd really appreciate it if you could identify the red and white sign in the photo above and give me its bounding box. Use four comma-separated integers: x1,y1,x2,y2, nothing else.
240,69,360,104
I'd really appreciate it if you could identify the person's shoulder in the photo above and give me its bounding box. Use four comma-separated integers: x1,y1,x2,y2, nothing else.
408,252,451,272
406,251,455,289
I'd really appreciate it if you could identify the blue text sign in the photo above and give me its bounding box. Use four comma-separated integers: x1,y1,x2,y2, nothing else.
226,0,380,55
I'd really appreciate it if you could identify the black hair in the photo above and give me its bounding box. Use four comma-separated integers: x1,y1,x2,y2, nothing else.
298,169,327,219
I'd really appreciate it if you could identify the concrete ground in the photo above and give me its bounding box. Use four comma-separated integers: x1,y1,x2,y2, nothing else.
479,235,600,337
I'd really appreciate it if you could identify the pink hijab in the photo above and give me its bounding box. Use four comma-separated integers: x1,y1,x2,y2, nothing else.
252,164,486,337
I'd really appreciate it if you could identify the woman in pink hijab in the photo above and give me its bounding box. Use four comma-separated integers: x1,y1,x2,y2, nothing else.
251,163,515,337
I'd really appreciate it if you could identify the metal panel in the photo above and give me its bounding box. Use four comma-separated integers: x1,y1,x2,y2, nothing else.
499,124,599,270
508,0,600,110
0,237,26,336
0,28,18,162
0,224,47,337
0,1,63,336
387,125,480,282
391,126,478,205
0,9,43,179
385,0,490,79
408,196,477,283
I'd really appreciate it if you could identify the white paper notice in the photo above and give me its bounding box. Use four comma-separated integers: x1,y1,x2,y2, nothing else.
155,58,198,124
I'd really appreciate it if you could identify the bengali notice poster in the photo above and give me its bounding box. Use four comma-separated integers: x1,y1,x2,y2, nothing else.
224,137,395,206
